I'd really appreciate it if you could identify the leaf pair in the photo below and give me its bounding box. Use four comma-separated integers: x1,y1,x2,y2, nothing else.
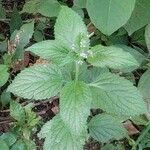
27,5,90,66
39,114,127,150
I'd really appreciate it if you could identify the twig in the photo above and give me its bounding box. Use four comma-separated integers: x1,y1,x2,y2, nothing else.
0,119,13,124
0,96,59,113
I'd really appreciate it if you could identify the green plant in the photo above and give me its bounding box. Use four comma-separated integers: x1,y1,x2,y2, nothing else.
0,101,40,150
7,6,147,150
0,20,34,106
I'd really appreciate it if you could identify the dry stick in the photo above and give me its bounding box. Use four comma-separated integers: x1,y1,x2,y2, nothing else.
0,119,13,124
0,97,59,124
0,96,59,113
0,18,34,23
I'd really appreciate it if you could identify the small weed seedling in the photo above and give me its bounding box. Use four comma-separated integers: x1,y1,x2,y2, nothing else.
0,101,40,150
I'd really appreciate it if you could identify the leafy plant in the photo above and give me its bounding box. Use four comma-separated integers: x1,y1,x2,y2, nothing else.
0,20,34,106
7,6,147,150
0,101,40,150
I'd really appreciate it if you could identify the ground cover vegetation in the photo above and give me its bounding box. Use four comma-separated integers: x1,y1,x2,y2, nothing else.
0,0,150,149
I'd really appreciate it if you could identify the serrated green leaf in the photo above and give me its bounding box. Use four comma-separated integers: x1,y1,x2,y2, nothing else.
0,64,9,87
0,91,12,107
9,7,23,34
87,45,139,72
74,0,87,8
55,6,89,51
72,6,84,18
60,81,92,135
24,104,40,127
86,0,136,35
26,40,74,65
88,114,127,143
22,0,60,17
138,131,150,149
145,24,150,51
116,45,146,66
124,0,150,35
79,66,109,84
89,71,147,116
23,139,36,150
138,69,150,101
10,21,34,60
0,139,9,150
10,139,27,150
10,101,25,123
7,64,63,100
39,115,86,150
131,115,148,126
0,132,17,147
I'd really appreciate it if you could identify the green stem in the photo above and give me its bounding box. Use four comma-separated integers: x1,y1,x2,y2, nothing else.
132,121,150,150
75,62,79,81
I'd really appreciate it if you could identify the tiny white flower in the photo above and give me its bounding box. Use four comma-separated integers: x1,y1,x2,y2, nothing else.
77,60,83,65
88,50,93,57
80,52,88,58
80,50,93,58
80,40,87,48
71,44,76,50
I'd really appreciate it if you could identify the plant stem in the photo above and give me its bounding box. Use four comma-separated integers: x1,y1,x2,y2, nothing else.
75,62,79,81
131,121,150,150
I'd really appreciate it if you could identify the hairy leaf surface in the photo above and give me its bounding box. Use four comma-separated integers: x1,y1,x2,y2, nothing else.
88,114,127,142
87,45,139,72
26,40,74,65
8,64,63,100
60,81,92,135
0,132,17,147
39,116,86,150
89,72,147,116
55,6,89,51
10,101,25,123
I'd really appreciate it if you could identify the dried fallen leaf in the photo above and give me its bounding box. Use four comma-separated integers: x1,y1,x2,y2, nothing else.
123,120,139,135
